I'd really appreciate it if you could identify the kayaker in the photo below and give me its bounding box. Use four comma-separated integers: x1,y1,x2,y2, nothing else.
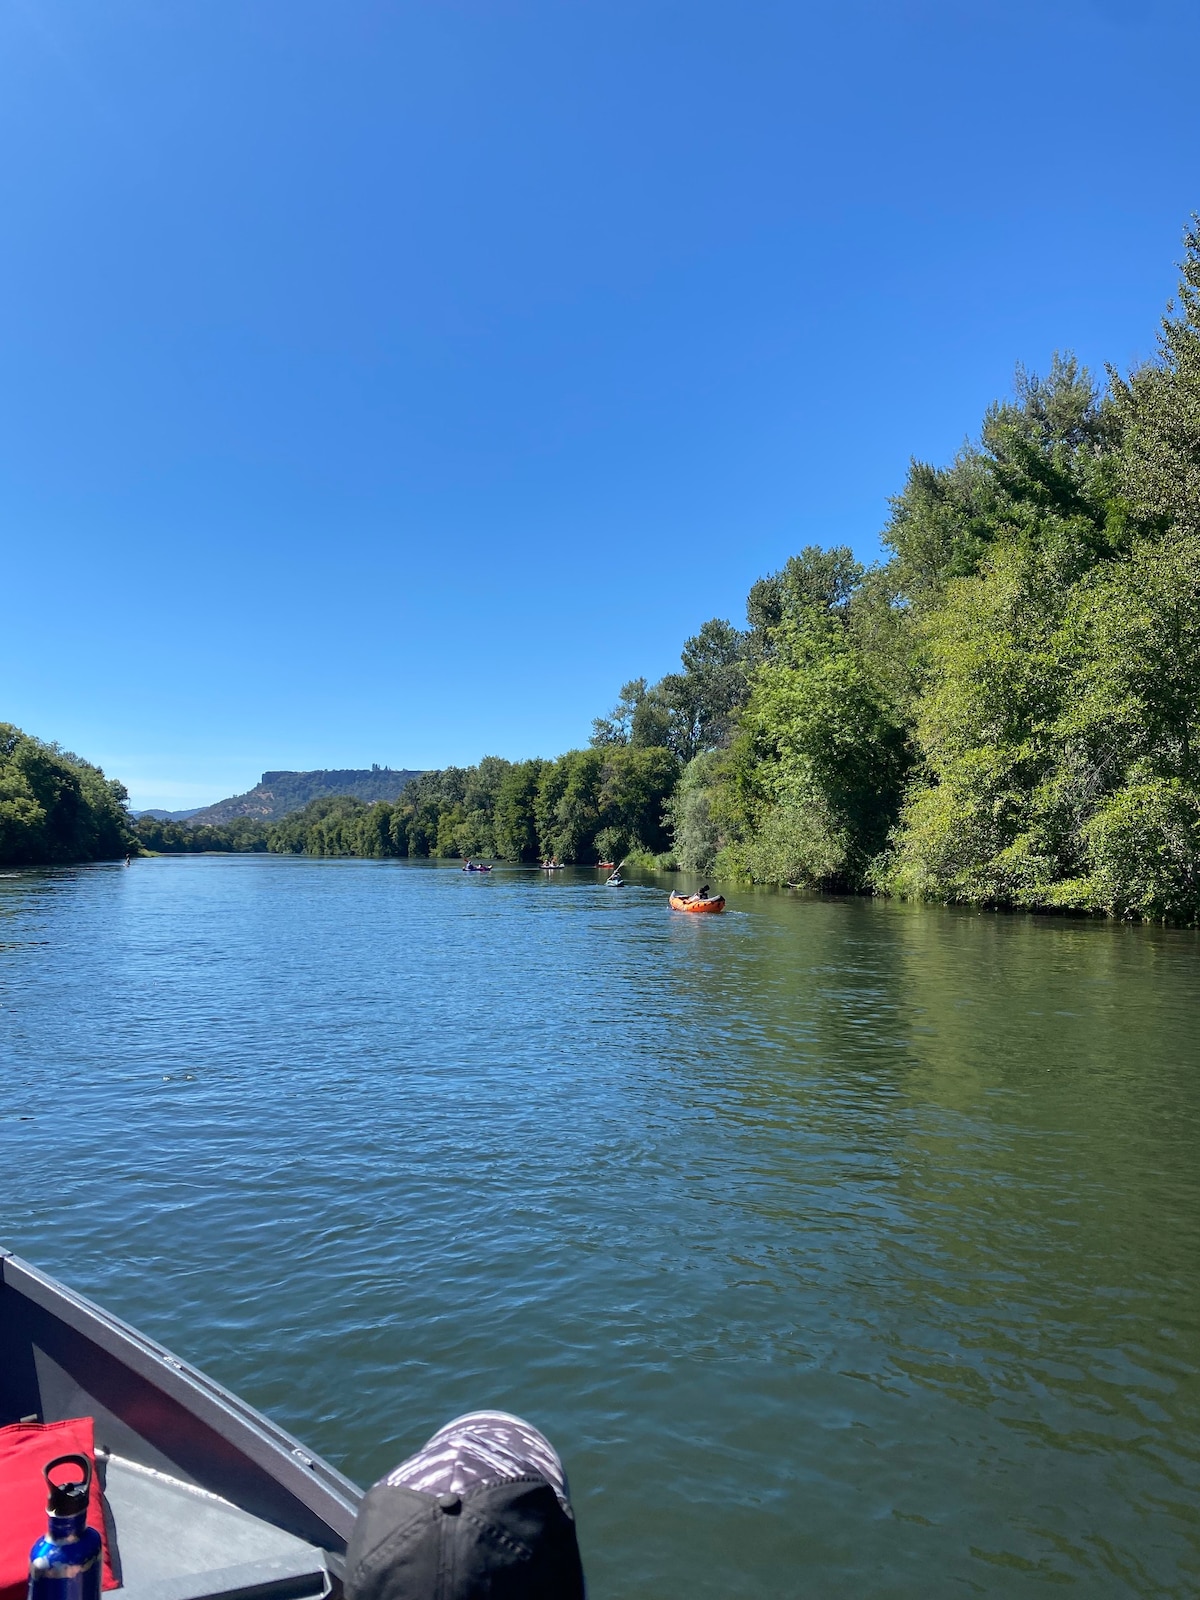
345,1410,585,1600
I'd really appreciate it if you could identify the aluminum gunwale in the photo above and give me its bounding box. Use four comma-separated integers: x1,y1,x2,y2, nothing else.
0,1249,362,1548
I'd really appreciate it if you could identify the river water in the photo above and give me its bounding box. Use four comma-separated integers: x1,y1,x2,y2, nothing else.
2,856,1198,1597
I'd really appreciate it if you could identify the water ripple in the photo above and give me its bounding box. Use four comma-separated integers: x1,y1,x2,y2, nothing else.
2,858,1198,1597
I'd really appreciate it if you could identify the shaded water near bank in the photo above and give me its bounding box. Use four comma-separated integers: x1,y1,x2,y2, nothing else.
2,856,1198,1597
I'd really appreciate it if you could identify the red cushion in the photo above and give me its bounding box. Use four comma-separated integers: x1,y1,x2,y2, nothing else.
0,1418,118,1600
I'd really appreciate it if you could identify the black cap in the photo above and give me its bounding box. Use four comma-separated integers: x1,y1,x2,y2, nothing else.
45,1454,91,1517
345,1412,585,1600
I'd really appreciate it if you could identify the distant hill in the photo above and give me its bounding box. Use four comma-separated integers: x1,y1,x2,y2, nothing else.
185,767,425,826
131,807,205,821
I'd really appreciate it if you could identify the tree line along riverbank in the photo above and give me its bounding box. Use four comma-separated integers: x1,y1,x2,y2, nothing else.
5,221,1200,922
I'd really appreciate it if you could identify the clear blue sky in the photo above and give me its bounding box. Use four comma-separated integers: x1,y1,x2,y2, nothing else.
2,0,1197,809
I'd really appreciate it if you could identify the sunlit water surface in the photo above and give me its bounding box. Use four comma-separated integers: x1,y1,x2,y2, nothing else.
2,857,1198,1597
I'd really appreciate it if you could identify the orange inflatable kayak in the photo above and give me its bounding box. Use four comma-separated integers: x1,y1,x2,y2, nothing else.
669,892,726,914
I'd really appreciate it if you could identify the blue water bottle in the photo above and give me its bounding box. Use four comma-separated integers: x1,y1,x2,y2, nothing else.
27,1453,102,1600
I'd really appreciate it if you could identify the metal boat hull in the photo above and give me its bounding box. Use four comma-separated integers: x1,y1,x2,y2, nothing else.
0,1250,362,1600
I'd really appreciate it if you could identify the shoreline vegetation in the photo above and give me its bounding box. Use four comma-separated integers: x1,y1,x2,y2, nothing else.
0,724,132,866
5,222,1200,923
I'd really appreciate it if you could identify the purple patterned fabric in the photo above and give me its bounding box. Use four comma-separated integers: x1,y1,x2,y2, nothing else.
384,1410,572,1514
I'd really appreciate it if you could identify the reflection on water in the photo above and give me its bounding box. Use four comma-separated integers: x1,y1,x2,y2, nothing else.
2,858,1198,1597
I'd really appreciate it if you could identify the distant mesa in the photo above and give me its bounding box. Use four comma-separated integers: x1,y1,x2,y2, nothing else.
182,767,425,827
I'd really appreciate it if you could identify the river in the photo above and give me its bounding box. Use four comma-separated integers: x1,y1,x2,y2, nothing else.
2,856,1198,1596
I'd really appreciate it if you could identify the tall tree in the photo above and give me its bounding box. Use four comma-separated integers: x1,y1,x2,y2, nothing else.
493,760,545,860
885,354,1122,606
0,725,132,865
658,618,748,759
1110,217,1200,541
725,611,911,890
746,546,863,646
591,680,648,746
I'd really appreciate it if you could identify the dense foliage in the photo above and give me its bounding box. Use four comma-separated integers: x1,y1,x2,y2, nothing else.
133,815,272,854
135,747,681,866
0,725,133,865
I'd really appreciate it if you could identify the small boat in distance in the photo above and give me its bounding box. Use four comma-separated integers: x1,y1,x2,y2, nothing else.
669,890,726,914
462,859,493,872
597,861,616,870
542,860,564,870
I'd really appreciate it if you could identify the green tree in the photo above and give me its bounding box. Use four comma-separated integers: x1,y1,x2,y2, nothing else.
356,802,394,858
725,614,911,890
539,749,604,862
387,807,411,856
883,450,994,602
665,750,733,872
1075,781,1200,922
267,795,367,854
531,746,679,862
657,618,748,759
593,620,749,764
1109,218,1200,541
435,805,466,857
1043,533,1200,920
135,815,270,852
0,725,132,865
590,678,673,750
597,745,679,856
747,545,863,647
591,680,646,746
876,545,1069,905
885,354,1123,606
493,760,545,860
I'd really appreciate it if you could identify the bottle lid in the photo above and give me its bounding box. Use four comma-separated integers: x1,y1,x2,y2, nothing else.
44,1454,91,1516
